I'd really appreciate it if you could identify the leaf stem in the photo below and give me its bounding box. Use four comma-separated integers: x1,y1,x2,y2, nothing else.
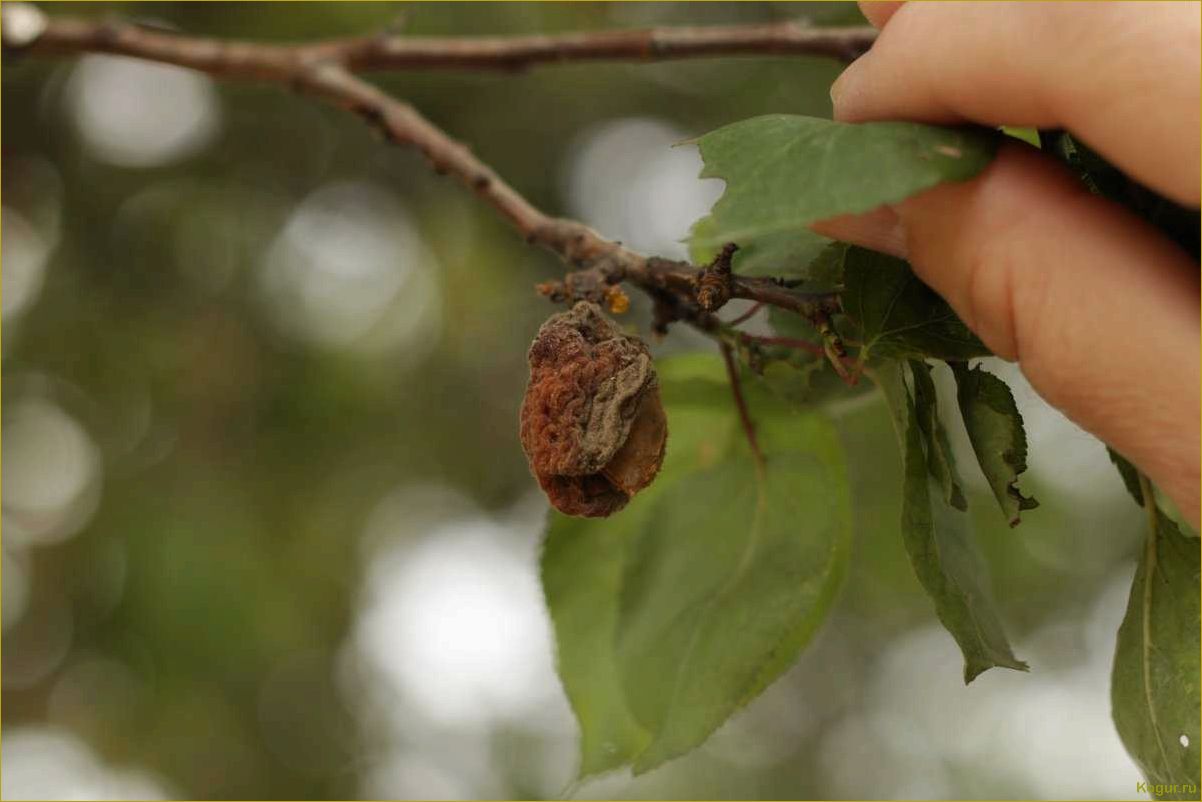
738,333,824,358
720,341,765,477
735,332,860,386
726,302,765,327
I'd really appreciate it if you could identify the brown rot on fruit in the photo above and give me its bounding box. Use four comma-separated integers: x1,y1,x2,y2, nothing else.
519,302,667,517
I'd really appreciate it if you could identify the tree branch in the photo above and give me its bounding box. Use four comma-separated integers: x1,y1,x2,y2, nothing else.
343,22,876,70
2,4,853,345
2,8,874,74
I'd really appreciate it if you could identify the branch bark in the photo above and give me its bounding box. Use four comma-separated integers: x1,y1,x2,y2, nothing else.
2,4,856,340
3,8,874,74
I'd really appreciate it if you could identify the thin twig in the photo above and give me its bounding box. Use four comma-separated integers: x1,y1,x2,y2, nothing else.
720,341,765,475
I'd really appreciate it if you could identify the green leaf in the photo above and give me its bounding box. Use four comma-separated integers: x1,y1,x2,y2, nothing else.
1109,447,1146,506
767,304,824,343
756,353,875,412
951,362,1038,526
542,511,651,777
686,214,721,265
803,240,851,287
876,360,1027,682
1151,486,1200,540
843,246,989,361
910,361,967,512
689,216,834,280
757,358,827,407
1112,498,1201,797
1107,449,1197,538
1000,126,1041,147
761,303,878,409
541,355,737,778
690,114,999,250
616,427,851,772
542,353,851,776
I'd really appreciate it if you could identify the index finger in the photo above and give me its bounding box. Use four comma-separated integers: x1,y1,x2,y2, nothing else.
833,1,1201,206
857,1,903,29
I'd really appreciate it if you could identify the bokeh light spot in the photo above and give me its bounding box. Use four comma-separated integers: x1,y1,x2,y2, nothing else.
2,399,102,548
259,181,442,357
1,727,172,800
66,55,220,168
354,517,558,727
2,206,53,320
565,117,722,259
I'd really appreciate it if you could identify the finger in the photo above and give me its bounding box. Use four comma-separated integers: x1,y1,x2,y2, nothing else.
815,143,1201,525
813,205,906,258
857,1,904,29
832,2,1201,206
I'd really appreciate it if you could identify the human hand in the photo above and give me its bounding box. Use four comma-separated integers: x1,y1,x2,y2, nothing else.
814,1,1201,527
